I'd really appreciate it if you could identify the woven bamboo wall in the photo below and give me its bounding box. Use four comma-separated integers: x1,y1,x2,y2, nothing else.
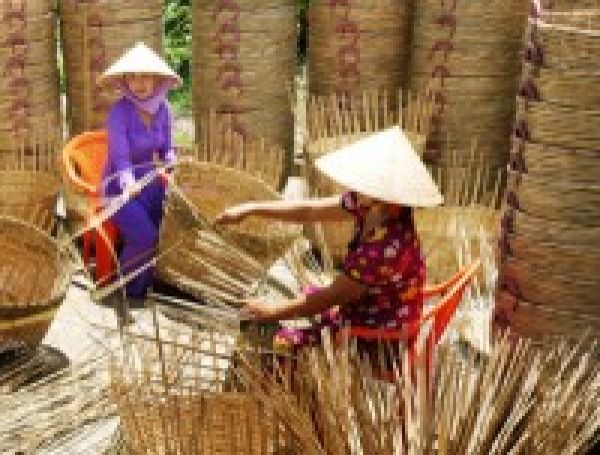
308,0,410,100
192,0,296,168
0,0,60,157
497,10,600,340
409,0,528,171
60,0,163,136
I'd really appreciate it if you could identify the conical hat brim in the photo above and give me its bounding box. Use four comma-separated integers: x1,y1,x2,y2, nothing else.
315,126,443,207
97,42,182,88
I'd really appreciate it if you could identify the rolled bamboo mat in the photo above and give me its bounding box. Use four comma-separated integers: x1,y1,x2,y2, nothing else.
0,0,61,152
409,0,528,171
60,0,163,135
305,89,430,266
0,217,73,350
498,8,600,340
192,0,296,171
307,0,410,100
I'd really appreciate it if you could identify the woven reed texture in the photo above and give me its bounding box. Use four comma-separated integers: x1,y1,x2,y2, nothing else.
308,0,410,100
0,132,61,231
158,160,301,274
0,0,61,151
409,0,528,171
0,217,72,349
60,0,163,135
192,0,296,168
498,9,600,340
110,315,308,455
305,89,430,266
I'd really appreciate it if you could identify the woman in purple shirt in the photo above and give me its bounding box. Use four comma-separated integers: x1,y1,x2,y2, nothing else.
99,43,182,299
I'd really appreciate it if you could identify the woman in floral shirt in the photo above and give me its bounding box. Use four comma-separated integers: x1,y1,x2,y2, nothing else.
216,126,442,351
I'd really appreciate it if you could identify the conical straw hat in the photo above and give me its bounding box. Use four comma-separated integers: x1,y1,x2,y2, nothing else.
98,42,182,88
315,126,443,207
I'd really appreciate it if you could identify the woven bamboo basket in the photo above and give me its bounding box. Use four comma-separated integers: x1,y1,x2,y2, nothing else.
0,133,61,231
504,207,600,247
308,0,410,98
521,63,600,109
516,97,600,149
409,0,527,168
510,137,599,185
541,1,600,11
305,89,430,266
0,0,61,151
506,169,600,226
0,217,72,349
110,308,312,455
158,160,301,268
499,257,598,316
60,0,163,135
192,0,296,161
531,10,600,70
496,290,600,340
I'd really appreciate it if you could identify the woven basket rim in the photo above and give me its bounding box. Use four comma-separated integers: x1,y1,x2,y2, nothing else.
0,216,72,312
533,13,600,37
175,161,302,240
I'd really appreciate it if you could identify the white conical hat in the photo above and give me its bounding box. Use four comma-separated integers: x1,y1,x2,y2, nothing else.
98,42,182,88
315,126,443,207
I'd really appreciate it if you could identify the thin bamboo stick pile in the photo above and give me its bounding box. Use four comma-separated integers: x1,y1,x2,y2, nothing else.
498,9,600,340
0,0,61,160
192,0,296,171
308,0,410,101
305,88,430,266
0,351,118,453
409,0,528,174
241,330,600,454
60,0,163,135
414,148,503,290
109,304,316,455
0,217,73,350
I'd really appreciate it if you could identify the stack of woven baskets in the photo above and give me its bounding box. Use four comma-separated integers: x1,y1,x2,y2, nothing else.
192,0,296,163
60,0,163,135
0,0,60,158
409,0,528,174
498,9,600,339
308,0,410,99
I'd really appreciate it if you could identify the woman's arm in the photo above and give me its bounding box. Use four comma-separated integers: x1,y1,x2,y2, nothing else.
216,196,350,225
242,274,367,322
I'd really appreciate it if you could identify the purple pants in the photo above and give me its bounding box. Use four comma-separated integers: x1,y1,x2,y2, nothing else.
112,179,165,298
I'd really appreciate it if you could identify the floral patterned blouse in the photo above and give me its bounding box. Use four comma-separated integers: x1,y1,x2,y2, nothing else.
274,191,425,349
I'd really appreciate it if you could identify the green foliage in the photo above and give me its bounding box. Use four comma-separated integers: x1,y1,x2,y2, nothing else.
164,0,192,113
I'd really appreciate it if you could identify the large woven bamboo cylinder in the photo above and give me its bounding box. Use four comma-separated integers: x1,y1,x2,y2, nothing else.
308,0,410,99
0,0,60,157
60,0,163,136
192,0,296,166
497,10,600,340
409,0,528,171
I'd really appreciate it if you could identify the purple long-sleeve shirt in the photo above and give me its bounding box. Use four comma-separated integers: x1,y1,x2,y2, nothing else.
103,97,174,196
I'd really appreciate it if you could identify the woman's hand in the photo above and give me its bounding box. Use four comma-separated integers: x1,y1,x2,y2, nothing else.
215,203,253,225
239,298,279,322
